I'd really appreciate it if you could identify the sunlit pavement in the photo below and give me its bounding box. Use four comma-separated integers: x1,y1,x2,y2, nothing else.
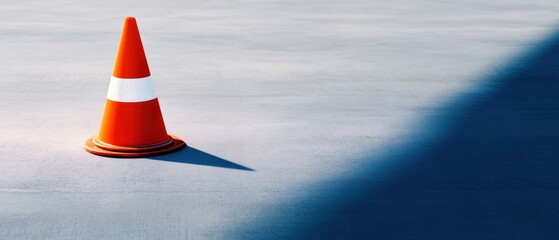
1,1,559,239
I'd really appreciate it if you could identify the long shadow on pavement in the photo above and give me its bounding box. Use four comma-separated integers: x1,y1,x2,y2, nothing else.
233,30,559,239
148,146,254,171
295,30,559,239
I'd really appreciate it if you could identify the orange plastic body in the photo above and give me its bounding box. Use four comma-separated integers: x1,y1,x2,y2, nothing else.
113,17,151,79
84,16,186,158
98,98,169,146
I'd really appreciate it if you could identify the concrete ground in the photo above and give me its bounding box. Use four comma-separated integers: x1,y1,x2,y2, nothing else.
1,0,559,239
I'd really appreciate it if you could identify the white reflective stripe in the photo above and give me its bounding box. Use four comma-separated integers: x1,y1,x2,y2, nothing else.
106,76,157,102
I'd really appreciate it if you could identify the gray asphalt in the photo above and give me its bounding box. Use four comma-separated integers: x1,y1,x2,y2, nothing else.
1,0,559,239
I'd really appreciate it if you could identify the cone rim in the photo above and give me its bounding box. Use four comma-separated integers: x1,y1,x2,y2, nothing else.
92,136,174,152
84,134,186,158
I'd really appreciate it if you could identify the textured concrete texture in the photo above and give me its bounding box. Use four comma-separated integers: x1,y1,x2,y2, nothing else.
1,0,559,239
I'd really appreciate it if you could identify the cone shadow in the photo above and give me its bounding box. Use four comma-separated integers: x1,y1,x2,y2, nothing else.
148,146,254,171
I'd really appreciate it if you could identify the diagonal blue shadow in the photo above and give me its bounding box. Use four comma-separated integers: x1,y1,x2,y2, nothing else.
300,31,559,239
233,30,559,239
148,146,254,171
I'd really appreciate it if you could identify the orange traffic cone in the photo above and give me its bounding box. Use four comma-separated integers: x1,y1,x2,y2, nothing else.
84,16,185,157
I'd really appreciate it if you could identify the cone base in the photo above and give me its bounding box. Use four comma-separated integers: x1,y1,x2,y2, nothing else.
84,134,186,158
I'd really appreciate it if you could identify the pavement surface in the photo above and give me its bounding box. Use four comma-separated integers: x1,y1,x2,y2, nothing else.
1,0,559,239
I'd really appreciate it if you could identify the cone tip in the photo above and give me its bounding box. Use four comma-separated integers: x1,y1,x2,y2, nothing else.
125,16,136,22
113,15,150,78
